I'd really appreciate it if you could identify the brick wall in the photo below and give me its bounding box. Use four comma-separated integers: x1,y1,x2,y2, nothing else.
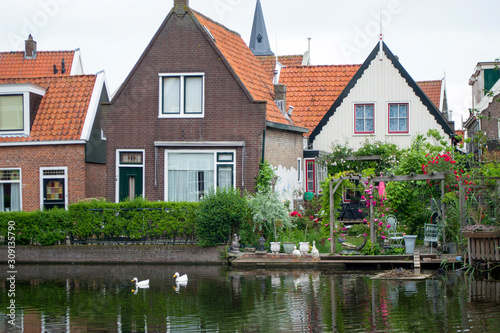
265,128,303,169
0,245,225,264
85,162,106,198
0,145,87,211
481,93,500,141
103,13,267,201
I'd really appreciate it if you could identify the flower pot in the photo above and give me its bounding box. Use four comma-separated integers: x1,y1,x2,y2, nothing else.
270,242,281,254
282,242,295,254
403,235,417,254
299,241,310,254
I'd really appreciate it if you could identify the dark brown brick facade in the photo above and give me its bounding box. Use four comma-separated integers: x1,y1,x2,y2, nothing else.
103,13,268,201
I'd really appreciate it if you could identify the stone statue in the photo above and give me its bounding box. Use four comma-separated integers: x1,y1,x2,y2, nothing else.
231,233,241,252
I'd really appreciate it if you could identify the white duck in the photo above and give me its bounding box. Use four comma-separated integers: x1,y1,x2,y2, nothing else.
311,241,320,261
173,272,188,283
131,277,149,288
292,245,301,262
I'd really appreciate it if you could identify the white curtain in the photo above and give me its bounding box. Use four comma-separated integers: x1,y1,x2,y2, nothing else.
218,166,232,189
162,77,180,114
168,153,214,202
10,183,20,211
184,76,203,114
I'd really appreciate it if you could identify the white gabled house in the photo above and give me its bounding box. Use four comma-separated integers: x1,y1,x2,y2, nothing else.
308,42,456,153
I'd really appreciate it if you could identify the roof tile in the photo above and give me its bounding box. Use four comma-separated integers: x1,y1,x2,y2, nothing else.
0,51,75,78
193,11,289,125
417,80,442,109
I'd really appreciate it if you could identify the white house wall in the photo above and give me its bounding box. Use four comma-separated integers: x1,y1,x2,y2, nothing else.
313,50,450,152
274,164,301,209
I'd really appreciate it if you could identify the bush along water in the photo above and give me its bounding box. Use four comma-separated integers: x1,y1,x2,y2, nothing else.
0,197,199,246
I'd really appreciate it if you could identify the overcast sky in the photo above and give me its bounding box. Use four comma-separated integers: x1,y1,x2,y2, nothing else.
1,0,499,128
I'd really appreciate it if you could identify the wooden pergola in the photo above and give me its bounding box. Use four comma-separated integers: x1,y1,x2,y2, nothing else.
329,173,447,254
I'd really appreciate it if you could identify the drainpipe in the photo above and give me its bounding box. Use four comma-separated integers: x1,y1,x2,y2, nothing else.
261,129,266,164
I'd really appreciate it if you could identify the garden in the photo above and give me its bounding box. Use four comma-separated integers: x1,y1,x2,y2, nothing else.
1,130,500,271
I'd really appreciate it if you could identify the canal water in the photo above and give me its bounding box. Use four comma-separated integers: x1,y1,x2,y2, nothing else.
1,264,500,332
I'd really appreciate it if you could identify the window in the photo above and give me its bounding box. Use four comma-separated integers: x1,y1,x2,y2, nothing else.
305,159,315,193
389,103,409,133
0,169,21,212
40,167,67,210
166,151,235,202
355,104,374,134
159,73,204,117
0,95,23,131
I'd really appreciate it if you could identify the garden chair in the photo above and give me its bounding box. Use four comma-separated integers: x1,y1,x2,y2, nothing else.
386,215,403,246
424,223,440,254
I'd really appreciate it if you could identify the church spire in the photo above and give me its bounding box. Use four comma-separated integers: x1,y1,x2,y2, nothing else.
249,0,274,56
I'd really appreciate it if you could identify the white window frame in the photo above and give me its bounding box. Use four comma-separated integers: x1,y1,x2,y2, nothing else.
354,103,375,135
115,149,146,203
388,102,410,134
158,73,205,118
0,168,22,212
39,166,68,210
297,157,302,183
0,84,46,137
164,149,236,202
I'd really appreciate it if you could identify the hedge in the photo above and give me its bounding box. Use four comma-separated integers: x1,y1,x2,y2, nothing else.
0,198,199,246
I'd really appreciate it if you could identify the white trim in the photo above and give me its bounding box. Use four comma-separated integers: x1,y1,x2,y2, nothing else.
70,48,84,75
297,157,302,183
0,140,86,147
0,168,22,211
0,83,47,96
154,141,245,147
80,71,108,141
39,166,68,210
164,149,237,202
115,149,145,203
158,73,205,119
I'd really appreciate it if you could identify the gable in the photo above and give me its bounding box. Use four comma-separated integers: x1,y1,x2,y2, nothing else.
309,42,454,146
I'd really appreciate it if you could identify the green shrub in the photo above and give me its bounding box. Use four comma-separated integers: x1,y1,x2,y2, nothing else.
0,198,199,245
196,188,249,247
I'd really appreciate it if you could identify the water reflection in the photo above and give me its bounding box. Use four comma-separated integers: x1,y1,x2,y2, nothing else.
1,265,500,332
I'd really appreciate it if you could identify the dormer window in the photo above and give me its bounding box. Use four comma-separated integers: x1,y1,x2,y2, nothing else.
257,34,263,43
0,84,46,136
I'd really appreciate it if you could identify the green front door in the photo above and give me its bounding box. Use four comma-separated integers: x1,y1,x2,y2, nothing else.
119,167,143,201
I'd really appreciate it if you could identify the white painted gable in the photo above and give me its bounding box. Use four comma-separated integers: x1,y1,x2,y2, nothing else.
311,45,453,152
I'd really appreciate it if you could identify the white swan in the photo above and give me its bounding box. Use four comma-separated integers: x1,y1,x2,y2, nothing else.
311,241,320,261
292,245,301,262
173,272,188,283
131,277,149,288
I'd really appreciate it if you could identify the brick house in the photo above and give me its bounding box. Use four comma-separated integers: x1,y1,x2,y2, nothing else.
102,0,307,204
0,36,109,212
465,61,500,157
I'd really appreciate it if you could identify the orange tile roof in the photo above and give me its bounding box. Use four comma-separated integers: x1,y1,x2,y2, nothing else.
0,51,74,78
279,64,361,135
258,55,304,83
0,75,96,142
193,11,289,125
417,80,442,109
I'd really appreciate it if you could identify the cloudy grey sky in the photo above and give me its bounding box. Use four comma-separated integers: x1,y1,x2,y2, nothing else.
1,0,499,128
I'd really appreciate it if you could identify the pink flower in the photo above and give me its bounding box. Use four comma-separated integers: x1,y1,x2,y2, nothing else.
381,236,386,239
386,224,391,229
378,222,383,227
363,219,367,223
374,218,378,222
325,224,329,227
328,238,331,241
358,209,363,213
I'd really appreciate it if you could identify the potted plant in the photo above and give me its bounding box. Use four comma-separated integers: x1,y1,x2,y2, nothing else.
248,190,290,253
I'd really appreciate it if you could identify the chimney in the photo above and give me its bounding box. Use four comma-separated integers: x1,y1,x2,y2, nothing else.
173,0,189,16
25,34,37,59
